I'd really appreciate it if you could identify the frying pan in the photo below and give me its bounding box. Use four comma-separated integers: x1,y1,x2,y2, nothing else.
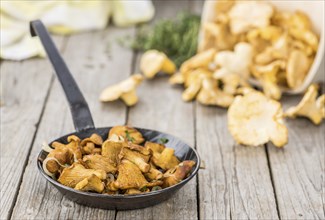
31,20,200,210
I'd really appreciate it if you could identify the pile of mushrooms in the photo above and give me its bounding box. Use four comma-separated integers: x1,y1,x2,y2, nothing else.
43,126,195,194
98,1,324,148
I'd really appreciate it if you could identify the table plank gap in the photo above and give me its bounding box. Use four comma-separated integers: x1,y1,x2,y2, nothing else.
10,26,135,219
267,95,325,219
0,36,64,220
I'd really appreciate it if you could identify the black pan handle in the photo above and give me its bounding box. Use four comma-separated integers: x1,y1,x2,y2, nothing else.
30,20,95,132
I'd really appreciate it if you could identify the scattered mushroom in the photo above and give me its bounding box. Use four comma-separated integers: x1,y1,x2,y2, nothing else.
99,74,143,106
285,84,325,125
228,90,288,147
140,50,176,79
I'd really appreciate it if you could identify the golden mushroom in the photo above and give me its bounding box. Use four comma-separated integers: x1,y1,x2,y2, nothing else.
285,84,324,125
99,74,143,106
74,174,105,193
228,90,288,147
140,50,176,79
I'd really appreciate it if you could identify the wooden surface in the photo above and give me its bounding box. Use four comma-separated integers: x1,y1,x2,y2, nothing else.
1,1,324,220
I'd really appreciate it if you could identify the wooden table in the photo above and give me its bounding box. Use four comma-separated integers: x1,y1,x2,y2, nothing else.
1,1,324,219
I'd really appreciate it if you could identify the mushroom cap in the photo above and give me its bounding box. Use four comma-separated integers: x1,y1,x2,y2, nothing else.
228,90,288,147
74,174,104,193
99,74,143,105
140,50,176,79
286,49,310,89
180,48,216,74
228,1,274,34
197,77,234,108
214,42,253,78
108,125,144,144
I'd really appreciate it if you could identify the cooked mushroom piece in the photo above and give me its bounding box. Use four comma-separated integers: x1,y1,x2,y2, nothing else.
74,174,104,193
162,160,196,187
80,134,103,155
145,166,163,181
83,154,117,174
118,143,151,173
101,135,125,166
285,84,324,125
154,148,180,170
140,50,176,79
99,74,143,106
228,90,288,147
108,125,144,144
108,160,148,191
58,162,106,188
125,188,143,195
145,141,165,165
52,135,82,161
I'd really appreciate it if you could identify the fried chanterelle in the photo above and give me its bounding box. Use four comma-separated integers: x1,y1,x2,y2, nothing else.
42,125,196,195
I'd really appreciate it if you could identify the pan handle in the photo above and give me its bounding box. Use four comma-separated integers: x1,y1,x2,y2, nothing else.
30,20,95,132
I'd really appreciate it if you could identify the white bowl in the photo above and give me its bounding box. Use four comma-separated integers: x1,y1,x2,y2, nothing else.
200,0,325,94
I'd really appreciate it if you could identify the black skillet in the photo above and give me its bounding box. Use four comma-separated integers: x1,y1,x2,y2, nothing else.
31,20,200,210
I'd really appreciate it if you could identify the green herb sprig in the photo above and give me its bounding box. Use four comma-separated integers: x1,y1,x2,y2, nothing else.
123,12,201,67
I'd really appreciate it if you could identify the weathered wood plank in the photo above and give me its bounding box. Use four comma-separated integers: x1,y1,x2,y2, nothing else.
11,26,135,219
267,95,325,219
116,1,199,219
195,105,279,219
0,37,64,220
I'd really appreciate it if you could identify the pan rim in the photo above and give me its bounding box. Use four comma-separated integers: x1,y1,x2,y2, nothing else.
37,126,201,199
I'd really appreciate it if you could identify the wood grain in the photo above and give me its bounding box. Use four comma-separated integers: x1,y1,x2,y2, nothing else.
267,95,325,219
10,27,135,219
195,104,279,219
0,37,63,220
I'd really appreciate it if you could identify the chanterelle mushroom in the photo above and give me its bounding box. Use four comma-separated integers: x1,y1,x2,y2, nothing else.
74,174,104,193
99,74,143,106
108,159,149,191
180,48,216,74
228,90,288,147
109,125,144,144
83,154,117,174
58,162,106,188
162,160,196,188
80,133,103,155
286,49,310,89
118,143,151,173
101,134,126,166
140,50,176,79
197,77,234,108
285,84,324,125
228,1,274,34
214,42,253,79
